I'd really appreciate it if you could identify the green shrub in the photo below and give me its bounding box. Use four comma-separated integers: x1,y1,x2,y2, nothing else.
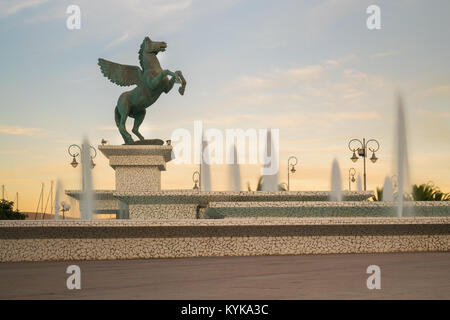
0,199,27,220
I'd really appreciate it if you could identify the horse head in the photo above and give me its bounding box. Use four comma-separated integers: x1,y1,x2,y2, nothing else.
141,36,167,55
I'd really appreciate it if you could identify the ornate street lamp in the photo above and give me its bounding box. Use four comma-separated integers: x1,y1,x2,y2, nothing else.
287,156,298,191
192,171,200,191
60,201,71,220
348,138,380,191
348,168,356,191
68,144,97,169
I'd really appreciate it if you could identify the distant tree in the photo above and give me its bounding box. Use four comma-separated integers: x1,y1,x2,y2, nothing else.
0,199,27,220
412,184,450,201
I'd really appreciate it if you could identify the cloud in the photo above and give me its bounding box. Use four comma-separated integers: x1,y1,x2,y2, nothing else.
0,147,32,155
0,125,47,136
305,0,362,36
0,0,48,17
225,59,385,110
412,109,450,145
226,65,326,92
106,33,129,49
23,0,244,43
415,109,450,119
419,85,450,97
327,111,381,120
369,51,399,59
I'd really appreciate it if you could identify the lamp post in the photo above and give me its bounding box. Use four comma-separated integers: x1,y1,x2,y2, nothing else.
60,201,71,220
287,156,298,191
68,144,97,169
192,171,200,191
348,168,356,191
348,138,380,191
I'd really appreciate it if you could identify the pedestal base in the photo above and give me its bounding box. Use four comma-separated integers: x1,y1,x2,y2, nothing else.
99,144,172,193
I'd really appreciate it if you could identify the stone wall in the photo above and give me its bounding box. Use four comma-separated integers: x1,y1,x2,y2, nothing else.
1,217,448,262
206,201,450,218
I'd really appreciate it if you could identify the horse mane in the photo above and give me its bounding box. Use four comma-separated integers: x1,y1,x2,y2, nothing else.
138,38,146,70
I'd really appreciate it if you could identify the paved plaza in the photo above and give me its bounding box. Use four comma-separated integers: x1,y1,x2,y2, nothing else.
0,252,448,299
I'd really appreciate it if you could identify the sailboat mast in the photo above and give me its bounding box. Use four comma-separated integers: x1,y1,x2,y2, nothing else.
34,183,44,219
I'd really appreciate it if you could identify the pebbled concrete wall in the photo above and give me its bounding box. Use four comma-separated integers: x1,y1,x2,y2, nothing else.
205,201,450,218
1,217,449,262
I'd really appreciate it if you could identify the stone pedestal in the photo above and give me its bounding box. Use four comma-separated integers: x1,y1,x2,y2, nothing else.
99,145,173,192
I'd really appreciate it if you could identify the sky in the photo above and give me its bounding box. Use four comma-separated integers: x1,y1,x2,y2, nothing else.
0,0,449,214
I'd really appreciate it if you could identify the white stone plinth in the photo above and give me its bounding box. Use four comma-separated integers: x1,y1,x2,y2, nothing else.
99,145,173,192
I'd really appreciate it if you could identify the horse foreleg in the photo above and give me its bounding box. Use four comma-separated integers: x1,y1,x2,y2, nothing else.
176,71,186,95
132,111,146,141
163,76,176,94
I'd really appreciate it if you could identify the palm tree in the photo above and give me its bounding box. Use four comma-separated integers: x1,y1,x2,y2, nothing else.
371,187,383,201
371,183,449,201
247,176,287,191
412,184,450,201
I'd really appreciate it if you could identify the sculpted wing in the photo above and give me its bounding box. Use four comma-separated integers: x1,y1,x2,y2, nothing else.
98,58,143,87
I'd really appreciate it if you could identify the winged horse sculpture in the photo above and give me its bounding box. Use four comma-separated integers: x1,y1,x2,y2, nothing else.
98,36,186,144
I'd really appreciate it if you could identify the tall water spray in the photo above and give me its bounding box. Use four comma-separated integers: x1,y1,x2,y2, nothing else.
228,145,241,191
201,138,212,192
53,180,63,220
330,159,343,201
80,138,95,220
382,176,394,202
396,95,411,217
69,197,80,219
261,129,279,191
356,174,363,192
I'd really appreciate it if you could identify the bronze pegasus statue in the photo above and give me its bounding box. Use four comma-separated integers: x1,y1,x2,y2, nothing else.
98,36,186,144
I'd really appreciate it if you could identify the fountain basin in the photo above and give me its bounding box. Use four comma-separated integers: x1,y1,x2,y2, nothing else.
1,217,448,262
206,201,450,218
66,190,375,219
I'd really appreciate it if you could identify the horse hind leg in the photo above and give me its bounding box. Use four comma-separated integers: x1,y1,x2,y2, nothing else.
116,102,134,144
114,106,120,127
132,111,146,141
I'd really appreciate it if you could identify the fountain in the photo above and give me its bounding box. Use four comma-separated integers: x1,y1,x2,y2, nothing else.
228,145,241,191
356,174,363,192
396,95,411,217
261,129,279,191
80,138,94,220
201,138,212,192
382,176,394,202
53,180,62,220
2,35,448,264
330,159,343,201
